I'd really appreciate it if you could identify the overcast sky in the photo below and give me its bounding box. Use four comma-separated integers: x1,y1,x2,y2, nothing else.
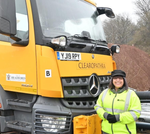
95,0,138,23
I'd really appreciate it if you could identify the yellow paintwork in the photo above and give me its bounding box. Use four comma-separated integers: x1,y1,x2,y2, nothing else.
36,48,115,98
57,52,114,77
0,0,116,98
36,45,63,98
113,60,117,70
0,0,37,94
84,0,96,6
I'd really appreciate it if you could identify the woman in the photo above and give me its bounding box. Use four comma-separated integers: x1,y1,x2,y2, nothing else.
94,70,141,134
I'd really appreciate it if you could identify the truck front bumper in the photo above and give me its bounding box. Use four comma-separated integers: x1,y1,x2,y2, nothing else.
32,96,96,134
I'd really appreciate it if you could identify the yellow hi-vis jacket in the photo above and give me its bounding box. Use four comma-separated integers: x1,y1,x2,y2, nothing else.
94,88,141,134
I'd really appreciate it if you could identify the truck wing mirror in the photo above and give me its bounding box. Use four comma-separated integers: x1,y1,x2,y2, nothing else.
97,7,115,18
0,0,16,36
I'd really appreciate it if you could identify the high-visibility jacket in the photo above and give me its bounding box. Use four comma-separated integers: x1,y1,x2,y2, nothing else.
94,88,141,134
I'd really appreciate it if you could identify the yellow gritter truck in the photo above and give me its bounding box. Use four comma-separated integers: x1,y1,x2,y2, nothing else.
0,0,120,133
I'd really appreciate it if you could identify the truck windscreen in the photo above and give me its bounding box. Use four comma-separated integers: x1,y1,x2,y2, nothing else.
35,0,106,41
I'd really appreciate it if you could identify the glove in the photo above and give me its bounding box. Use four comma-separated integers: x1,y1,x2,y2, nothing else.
107,114,117,123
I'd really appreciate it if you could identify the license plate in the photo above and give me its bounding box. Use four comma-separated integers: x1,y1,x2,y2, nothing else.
57,52,81,61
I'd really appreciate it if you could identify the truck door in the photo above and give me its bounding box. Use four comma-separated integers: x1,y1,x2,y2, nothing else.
0,0,37,94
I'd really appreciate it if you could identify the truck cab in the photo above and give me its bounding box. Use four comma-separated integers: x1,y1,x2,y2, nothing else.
0,0,119,133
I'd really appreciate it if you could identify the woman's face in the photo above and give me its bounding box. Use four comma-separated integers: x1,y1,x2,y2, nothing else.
113,76,124,89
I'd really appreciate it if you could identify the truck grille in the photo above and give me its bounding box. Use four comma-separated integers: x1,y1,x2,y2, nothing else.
34,110,72,134
61,75,111,109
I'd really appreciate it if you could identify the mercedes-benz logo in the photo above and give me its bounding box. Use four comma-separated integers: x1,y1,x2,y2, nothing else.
88,74,100,97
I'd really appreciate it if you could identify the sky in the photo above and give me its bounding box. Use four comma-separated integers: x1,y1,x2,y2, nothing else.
95,0,138,23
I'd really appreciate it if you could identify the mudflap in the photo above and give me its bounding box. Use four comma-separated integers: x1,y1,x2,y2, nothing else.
73,114,102,134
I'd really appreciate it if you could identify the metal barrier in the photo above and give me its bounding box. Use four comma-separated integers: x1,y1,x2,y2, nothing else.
137,122,150,130
135,91,150,131
136,91,150,103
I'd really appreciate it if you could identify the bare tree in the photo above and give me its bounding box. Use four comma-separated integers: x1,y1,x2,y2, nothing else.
134,0,150,43
135,0,150,21
131,0,150,53
103,14,136,44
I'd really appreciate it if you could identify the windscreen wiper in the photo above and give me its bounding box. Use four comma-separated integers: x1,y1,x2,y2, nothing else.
68,31,95,41
96,39,107,44
68,31,107,44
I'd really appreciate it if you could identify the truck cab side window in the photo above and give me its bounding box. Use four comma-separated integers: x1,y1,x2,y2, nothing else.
0,0,29,43
15,0,29,40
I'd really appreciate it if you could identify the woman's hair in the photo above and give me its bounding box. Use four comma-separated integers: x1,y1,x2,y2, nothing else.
109,77,128,90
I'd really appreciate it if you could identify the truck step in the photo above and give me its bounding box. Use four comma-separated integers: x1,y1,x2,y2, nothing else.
7,99,32,107
6,121,32,132
1,131,20,134
7,95,37,108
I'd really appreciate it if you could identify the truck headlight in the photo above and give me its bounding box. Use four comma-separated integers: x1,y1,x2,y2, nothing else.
51,36,66,47
115,45,120,53
110,45,120,55
40,115,67,132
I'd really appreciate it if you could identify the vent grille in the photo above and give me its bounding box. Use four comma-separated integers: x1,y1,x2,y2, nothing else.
34,110,72,134
61,75,111,108
61,98,97,109
62,77,90,98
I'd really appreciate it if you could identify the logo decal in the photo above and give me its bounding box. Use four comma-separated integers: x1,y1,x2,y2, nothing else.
78,62,106,69
88,74,100,97
6,74,26,82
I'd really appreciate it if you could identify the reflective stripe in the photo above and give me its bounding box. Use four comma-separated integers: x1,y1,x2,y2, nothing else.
105,108,124,113
129,111,138,120
102,88,109,103
124,90,133,111
101,89,134,114
130,109,141,114
129,109,141,120
95,104,100,107
95,107,99,111
94,104,103,111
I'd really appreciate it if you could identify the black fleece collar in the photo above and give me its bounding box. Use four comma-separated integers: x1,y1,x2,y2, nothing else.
111,87,126,94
